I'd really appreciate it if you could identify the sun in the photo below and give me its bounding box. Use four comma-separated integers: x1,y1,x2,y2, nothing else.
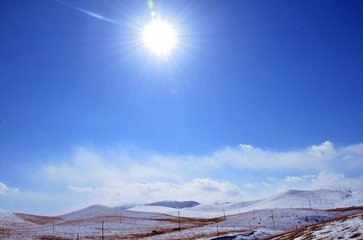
142,19,177,56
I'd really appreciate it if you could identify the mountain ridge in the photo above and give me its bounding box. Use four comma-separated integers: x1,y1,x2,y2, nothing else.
145,200,200,209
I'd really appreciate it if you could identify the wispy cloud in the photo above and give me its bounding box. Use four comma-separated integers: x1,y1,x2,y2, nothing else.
0,182,19,195
284,176,305,183
56,0,120,24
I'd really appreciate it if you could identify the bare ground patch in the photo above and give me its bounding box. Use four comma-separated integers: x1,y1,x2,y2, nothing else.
16,213,63,225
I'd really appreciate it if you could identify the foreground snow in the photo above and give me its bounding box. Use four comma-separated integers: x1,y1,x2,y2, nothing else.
268,212,363,240
309,213,363,239
310,214,363,239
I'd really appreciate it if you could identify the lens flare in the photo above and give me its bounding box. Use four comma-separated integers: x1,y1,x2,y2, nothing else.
143,20,177,56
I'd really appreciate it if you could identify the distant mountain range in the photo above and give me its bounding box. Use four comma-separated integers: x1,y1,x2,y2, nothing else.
144,200,200,209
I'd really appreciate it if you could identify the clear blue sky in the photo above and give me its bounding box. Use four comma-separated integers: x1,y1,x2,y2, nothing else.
1,0,363,214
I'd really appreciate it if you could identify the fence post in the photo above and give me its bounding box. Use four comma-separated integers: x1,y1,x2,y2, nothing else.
178,211,181,230
101,221,104,240
271,211,275,229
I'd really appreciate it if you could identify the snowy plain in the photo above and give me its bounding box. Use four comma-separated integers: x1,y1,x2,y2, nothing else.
1,189,363,239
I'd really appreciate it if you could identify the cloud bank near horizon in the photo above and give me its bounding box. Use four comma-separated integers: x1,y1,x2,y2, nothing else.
1,141,363,214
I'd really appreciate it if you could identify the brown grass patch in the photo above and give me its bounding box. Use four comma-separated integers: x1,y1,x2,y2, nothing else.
326,206,363,212
154,216,223,225
15,213,63,225
0,227,11,237
38,236,72,240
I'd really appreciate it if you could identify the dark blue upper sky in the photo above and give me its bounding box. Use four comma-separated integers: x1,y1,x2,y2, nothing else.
1,0,363,159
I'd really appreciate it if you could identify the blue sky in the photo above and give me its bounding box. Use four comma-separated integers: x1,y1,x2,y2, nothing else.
1,0,363,215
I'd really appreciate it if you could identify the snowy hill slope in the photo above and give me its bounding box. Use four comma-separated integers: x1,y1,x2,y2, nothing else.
130,189,363,218
268,212,363,240
59,204,173,222
59,204,116,220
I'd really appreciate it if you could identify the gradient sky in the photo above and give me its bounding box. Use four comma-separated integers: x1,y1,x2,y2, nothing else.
1,0,363,215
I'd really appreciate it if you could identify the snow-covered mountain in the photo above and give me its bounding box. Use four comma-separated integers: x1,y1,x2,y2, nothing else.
59,204,118,220
114,203,139,210
145,200,200,209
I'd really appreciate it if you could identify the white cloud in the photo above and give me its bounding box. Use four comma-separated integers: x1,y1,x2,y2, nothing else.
182,178,242,197
67,185,94,193
43,149,125,186
38,142,363,197
207,141,363,173
308,141,336,158
302,174,316,179
0,182,19,195
285,176,305,183
244,183,255,189
311,171,363,190
0,182,8,195
239,144,255,152
268,171,363,194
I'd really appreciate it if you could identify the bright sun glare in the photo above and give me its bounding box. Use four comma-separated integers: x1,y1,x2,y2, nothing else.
143,20,177,56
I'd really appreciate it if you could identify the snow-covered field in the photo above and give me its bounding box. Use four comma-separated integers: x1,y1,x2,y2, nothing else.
1,189,362,240
268,212,363,240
